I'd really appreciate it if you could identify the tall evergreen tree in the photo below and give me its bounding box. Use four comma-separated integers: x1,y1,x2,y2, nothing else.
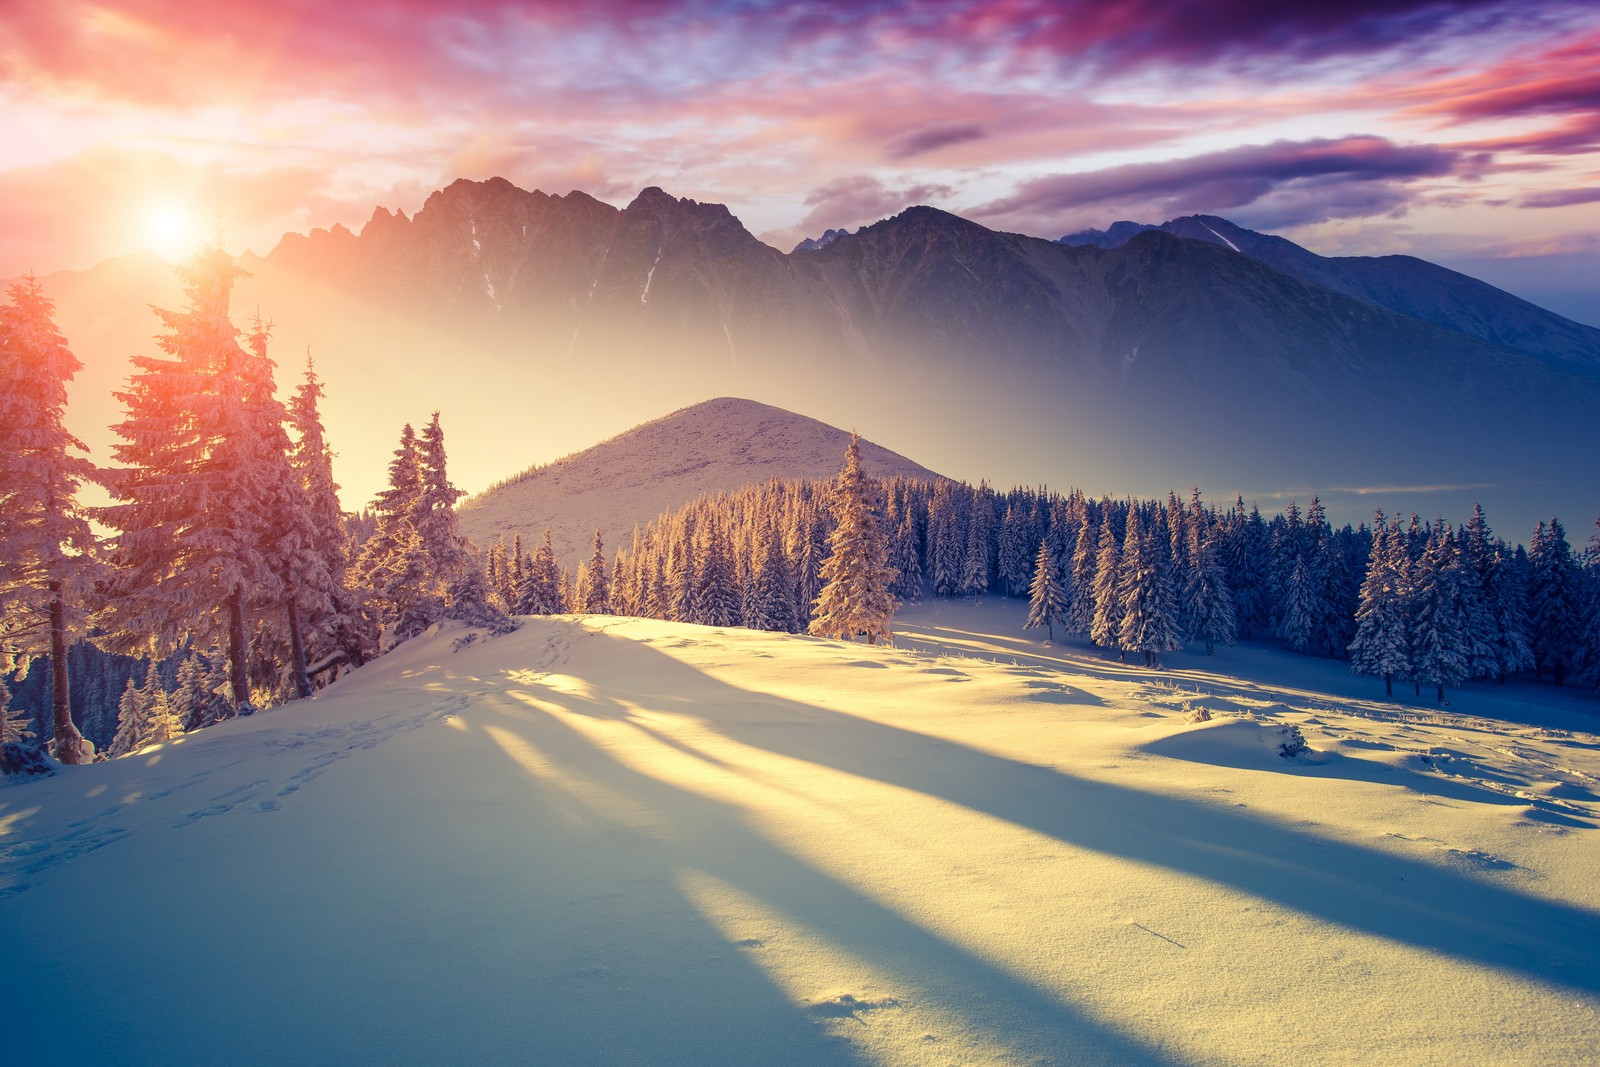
286,355,359,677
1348,515,1411,696
1527,519,1583,686
96,248,288,714
0,273,100,762
695,518,742,627
1116,508,1182,667
1088,504,1124,655
1183,526,1237,656
1411,523,1469,704
582,529,611,615
809,435,897,645
1024,538,1068,641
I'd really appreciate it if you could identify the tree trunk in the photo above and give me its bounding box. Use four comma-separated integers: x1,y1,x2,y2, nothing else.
284,597,312,700
228,585,251,712
48,583,88,764
1384,673,1393,697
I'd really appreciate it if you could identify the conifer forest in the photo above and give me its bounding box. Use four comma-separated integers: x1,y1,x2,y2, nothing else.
2,249,1599,764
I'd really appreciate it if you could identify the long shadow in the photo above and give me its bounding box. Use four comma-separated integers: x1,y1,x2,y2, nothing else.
468,684,1185,1065
517,620,1600,1000
1142,729,1585,818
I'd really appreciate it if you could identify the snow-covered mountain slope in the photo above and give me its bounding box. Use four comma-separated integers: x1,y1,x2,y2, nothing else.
456,396,944,565
4,603,1598,1065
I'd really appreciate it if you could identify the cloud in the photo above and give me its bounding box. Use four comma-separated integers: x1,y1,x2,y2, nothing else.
1519,187,1600,208
972,135,1470,233
884,122,987,160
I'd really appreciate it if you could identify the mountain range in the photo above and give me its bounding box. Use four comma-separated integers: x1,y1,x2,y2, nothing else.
41,179,1600,537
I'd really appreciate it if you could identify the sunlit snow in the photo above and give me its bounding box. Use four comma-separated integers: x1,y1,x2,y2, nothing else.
3,601,1597,1065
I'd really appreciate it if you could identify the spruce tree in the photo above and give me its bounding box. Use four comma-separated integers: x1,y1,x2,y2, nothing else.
1411,523,1469,703
749,522,799,633
809,435,897,645
96,248,287,714
1089,504,1124,655
1024,539,1068,641
1348,515,1411,696
695,518,742,627
1116,508,1182,667
0,273,100,762
582,529,611,614
287,355,359,676
1183,527,1237,656
1528,519,1583,686
0,678,35,746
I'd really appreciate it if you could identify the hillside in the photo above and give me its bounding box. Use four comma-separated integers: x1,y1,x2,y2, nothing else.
456,397,944,564
4,603,1598,1064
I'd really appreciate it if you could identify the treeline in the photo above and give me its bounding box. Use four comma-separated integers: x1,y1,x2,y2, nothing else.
1,251,506,763
479,480,1600,703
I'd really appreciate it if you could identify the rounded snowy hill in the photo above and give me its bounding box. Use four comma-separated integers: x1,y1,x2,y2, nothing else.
457,397,944,564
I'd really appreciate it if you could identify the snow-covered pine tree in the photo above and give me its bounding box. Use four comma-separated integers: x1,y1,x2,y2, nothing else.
998,505,1032,597
809,434,897,645
0,678,35,746
748,521,799,633
142,685,183,747
695,518,742,627
888,507,923,602
1483,538,1534,683
1276,555,1318,655
1182,525,1236,655
1348,515,1412,696
1527,519,1583,686
352,424,441,640
96,248,291,715
1024,539,1067,641
582,529,611,615
1410,522,1469,704
1116,507,1182,667
107,677,149,758
0,272,101,762
1088,503,1124,655
1064,504,1100,637
286,355,360,678
927,481,964,598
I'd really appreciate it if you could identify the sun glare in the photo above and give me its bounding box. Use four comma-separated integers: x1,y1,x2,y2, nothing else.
142,204,201,263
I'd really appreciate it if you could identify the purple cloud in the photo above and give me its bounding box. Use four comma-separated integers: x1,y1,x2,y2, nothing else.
884,122,987,160
973,136,1470,232
1519,187,1600,208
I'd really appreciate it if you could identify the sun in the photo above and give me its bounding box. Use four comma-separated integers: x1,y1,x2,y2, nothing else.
142,203,202,263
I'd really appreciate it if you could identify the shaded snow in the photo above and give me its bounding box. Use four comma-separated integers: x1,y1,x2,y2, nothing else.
3,602,1599,1065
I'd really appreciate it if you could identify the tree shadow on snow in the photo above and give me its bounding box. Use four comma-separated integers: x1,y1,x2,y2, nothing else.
499,621,1600,1006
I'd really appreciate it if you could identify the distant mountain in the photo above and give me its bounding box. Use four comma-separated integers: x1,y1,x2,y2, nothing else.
791,227,852,253
457,397,943,565
1059,214,1600,379
47,178,1600,539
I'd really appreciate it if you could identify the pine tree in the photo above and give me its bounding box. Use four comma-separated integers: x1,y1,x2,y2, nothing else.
108,676,151,758
748,522,799,633
286,355,360,677
1116,508,1182,667
96,248,288,715
887,507,923,602
1064,506,1099,637
1483,539,1534,683
1411,523,1469,704
927,481,963,597
1183,527,1236,656
1348,515,1411,696
695,518,742,627
997,505,1032,597
352,424,441,641
0,272,100,762
1024,539,1067,641
810,435,897,645
1527,519,1583,686
0,678,35,746
582,529,611,614
1089,504,1124,655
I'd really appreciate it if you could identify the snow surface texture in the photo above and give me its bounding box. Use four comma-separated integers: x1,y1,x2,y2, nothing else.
4,601,1599,1065
456,397,944,567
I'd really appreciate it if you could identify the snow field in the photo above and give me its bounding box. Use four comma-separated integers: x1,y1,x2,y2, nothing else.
3,601,1599,1065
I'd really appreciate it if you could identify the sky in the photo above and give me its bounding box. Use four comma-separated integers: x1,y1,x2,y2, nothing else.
3,0,1599,323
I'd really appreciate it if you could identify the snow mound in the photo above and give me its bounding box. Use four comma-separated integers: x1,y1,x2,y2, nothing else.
1144,717,1315,765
